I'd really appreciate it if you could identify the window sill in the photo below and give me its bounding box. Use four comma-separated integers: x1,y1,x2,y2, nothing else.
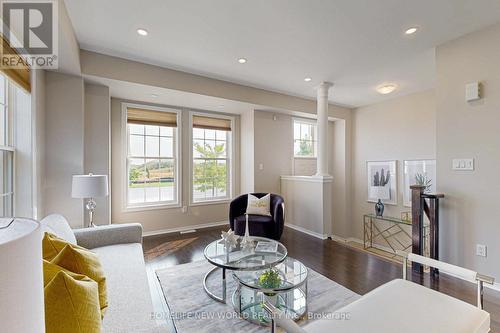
293,156,317,160
189,199,231,207
123,202,181,213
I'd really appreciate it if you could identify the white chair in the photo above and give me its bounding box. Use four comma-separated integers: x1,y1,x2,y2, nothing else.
264,253,495,333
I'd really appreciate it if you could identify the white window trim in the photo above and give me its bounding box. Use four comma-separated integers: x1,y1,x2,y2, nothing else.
189,111,235,206
292,117,318,159
0,75,16,216
121,102,182,212
0,146,15,215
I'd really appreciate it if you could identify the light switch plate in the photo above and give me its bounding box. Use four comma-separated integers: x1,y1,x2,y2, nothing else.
452,158,474,171
466,82,481,102
476,244,487,257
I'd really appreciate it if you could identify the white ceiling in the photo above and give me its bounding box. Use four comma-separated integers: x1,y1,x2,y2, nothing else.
65,0,500,107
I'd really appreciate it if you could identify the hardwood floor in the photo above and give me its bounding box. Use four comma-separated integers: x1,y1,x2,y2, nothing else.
144,225,500,332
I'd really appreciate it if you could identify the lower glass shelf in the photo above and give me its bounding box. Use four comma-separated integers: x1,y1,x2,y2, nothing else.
231,285,307,326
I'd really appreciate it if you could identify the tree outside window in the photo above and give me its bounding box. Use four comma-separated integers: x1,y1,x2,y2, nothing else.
293,120,317,157
192,124,231,202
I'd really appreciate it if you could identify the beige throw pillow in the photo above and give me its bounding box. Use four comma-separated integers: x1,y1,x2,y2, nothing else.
246,194,271,216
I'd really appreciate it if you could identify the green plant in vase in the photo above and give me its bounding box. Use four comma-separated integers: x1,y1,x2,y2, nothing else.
258,268,282,323
415,173,432,193
259,268,282,296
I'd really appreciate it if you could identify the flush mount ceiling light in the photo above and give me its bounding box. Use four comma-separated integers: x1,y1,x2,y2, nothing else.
237,58,247,64
304,77,312,82
377,84,397,95
151,94,158,98
137,28,148,36
405,27,418,35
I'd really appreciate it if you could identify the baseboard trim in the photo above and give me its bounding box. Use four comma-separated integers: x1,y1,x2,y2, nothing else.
344,236,400,255
285,223,328,240
331,234,500,292
142,220,229,237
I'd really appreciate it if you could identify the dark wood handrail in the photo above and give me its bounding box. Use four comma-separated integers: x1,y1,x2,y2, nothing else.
411,185,444,274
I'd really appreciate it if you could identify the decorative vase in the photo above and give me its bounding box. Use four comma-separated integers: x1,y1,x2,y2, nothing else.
265,294,279,307
375,199,385,217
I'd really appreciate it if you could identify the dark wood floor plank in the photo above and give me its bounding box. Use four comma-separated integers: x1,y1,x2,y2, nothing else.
144,225,500,332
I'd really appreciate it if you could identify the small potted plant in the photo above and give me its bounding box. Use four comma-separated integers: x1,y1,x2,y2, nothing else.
258,268,282,306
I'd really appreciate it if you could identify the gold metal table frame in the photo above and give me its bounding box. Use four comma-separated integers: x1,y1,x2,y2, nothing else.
363,214,429,257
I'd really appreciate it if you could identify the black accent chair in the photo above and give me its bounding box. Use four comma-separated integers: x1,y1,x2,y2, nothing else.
229,193,285,240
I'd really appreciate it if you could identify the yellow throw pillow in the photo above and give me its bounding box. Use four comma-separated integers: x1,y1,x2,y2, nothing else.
42,232,87,261
51,244,108,315
43,259,82,287
44,270,101,333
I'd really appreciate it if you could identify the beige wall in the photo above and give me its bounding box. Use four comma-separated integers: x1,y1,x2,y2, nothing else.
351,90,436,240
44,72,85,228
436,22,500,278
253,112,335,193
254,111,293,194
110,98,240,234
84,83,111,225
253,110,353,237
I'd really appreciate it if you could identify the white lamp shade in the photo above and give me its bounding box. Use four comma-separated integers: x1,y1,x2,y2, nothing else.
0,218,44,332
72,174,109,198
370,185,390,200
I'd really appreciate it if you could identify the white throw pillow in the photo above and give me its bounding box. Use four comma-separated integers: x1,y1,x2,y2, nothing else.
40,214,77,245
245,194,271,216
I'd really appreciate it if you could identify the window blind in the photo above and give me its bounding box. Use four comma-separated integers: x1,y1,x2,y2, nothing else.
127,107,177,127
0,36,31,92
192,115,231,131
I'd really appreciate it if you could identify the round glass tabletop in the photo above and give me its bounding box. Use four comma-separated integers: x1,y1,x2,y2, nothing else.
203,236,287,271
232,257,308,292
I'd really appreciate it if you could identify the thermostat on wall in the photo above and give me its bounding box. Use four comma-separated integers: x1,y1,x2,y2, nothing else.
465,82,481,102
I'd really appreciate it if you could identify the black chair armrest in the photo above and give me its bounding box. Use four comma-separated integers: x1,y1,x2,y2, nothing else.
229,194,248,230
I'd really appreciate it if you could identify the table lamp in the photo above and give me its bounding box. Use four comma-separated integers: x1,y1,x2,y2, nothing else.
72,173,109,227
370,186,390,217
0,218,44,332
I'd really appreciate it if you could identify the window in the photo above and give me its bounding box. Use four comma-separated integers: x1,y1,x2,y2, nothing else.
0,74,15,217
191,114,232,203
126,105,179,208
293,119,317,157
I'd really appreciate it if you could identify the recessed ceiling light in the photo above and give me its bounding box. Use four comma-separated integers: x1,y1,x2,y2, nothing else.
377,84,397,95
237,58,247,64
137,28,148,36
151,94,158,98
304,77,312,82
405,27,418,35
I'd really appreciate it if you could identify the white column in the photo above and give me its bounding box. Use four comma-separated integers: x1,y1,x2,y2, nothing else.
315,82,333,177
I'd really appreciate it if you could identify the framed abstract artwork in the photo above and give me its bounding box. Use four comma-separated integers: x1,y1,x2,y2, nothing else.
366,160,397,205
403,159,436,207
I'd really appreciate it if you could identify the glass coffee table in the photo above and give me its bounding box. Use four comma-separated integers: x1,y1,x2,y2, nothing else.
232,257,308,326
203,236,287,303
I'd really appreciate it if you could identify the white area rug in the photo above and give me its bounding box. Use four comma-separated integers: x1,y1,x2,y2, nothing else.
156,260,360,333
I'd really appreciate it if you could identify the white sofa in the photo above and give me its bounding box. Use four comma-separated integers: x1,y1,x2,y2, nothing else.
265,254,494,333
41,214,166,333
